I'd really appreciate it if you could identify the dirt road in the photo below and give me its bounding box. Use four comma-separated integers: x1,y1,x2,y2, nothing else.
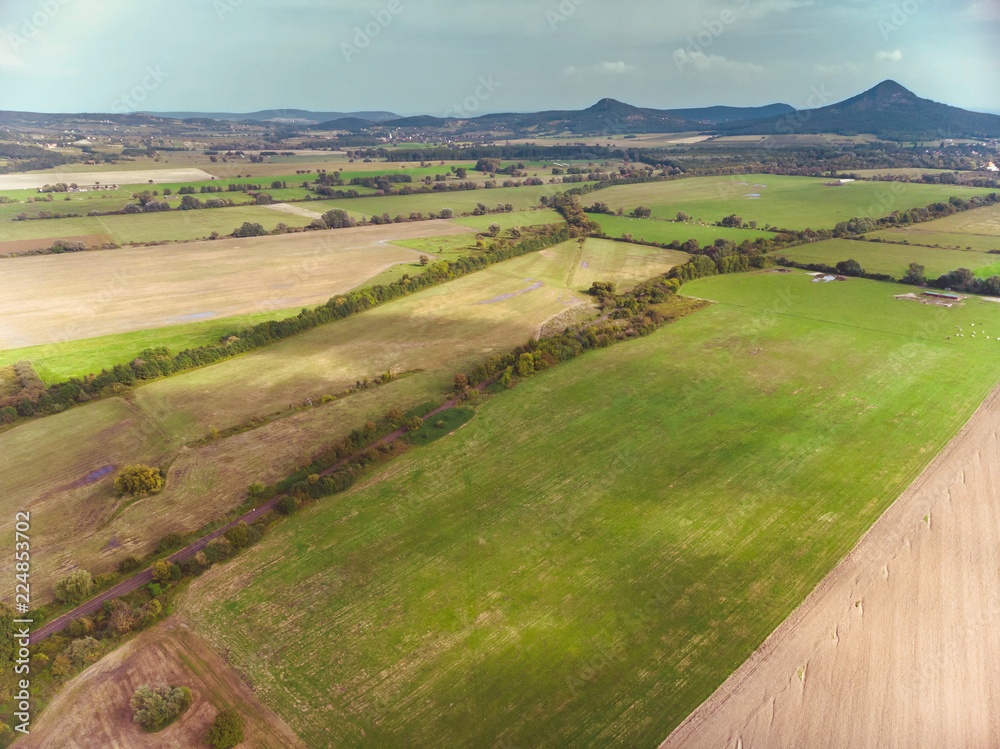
29,393,473,644
661,384,1000,749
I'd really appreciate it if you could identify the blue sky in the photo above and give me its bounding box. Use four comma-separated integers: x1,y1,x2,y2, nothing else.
0,0,997,115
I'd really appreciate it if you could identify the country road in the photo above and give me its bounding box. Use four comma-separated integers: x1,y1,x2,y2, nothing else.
30,392,474,644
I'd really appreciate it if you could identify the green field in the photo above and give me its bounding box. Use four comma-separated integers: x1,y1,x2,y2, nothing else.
591,213,768,246
452,209,565,231
180,271,1000,747
0,236,686,600
307,183,586,220
866,202,1000,253
592,174,996,231
0,306,307,383
773,238,1000,279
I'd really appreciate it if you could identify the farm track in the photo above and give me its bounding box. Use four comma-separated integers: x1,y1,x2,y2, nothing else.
29,390,479,644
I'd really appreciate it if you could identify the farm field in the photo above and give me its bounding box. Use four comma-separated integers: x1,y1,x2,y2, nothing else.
0,203,318,244
591,174,996,231
0,168,217,191
453,208,565,231
0,236,687,600
591,213,767,246
773,238,1000,278
179,271,1000,748
866,202,1000,253
307,183,585,220
18,617,306,748
0,220,472,349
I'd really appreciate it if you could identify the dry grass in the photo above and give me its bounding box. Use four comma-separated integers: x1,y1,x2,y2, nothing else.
15,617,305,749
0,221,475,349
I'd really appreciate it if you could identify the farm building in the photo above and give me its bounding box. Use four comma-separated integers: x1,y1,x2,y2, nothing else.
923,291,961,300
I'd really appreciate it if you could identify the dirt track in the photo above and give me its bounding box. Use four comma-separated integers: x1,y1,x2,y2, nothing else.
661,384,1000,749
29,391,475,644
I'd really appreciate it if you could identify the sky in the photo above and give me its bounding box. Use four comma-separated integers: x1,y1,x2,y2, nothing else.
0,0,997,116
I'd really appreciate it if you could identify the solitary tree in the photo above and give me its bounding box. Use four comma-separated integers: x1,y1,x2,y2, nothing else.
902,262,926,285
488,222,501,237
54,569,93,604
114,465,164,496
130,684,192,732
835,259,865,277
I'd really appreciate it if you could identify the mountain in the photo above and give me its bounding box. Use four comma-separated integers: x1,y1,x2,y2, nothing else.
143,109,399,124
717,81,1000,140
313,98,795,136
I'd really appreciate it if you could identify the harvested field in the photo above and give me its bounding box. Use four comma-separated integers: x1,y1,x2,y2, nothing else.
662,382,1000,749
0,221,473,348
0,234,115,257
15,617,305,749
264,202,325,220
0,168,216,191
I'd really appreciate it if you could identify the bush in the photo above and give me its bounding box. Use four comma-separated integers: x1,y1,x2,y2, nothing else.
206,708,244,749
406,416,423,432
223,522,250,549
276,496,297,515
117,555,142,574
54,569,93,603
155,532,185,553
130,684,191,732
63,636,101,668
114,465,164,496
232,221,267,238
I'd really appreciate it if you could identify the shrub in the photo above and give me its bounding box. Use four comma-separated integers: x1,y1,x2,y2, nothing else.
117,555,142,574
224,522,250,549
114,465,164,496
206,708,244,749
276,496,297,515
406,416,424,432
54,569,93,603
64,636,101,668
151,560,174,582
130,684,191,732
155,532,185,553
204,537,232,563
232,221,267,238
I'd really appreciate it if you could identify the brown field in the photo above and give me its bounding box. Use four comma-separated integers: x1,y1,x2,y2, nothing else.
0,234,115,257
15,617,305,749
0,168,216,191
0,237,687,602
0,221,474,348
662,383,1000,749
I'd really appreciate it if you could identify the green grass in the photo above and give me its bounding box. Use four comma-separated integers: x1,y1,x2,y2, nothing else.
773,238,1000,278
406,407,476,445
0,306,310,383
452,209,565,231
592,174,997,231
359,234,479,288
307,184,587,221
180,271,1000,747
590,213,767,246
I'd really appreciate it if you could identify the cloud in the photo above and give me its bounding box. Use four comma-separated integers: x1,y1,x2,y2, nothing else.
0,31,26,69
564,61,637,76
966,0,1000,21
875,50,903,62
671,50,764,75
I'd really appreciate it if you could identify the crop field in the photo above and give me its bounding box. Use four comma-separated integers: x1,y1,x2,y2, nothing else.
179,271,1000,747
0,202,323,245
307,183,585,220
591,213,767,246
0,220,471,349
24,617,306,748
591,174,996,231
773,238,1000,278
0,168,217,191
0,237,686,600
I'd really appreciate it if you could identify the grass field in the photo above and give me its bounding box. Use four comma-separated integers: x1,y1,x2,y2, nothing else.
866,202,1000,253
0,237,687,601
591,174,996,231
0,221,473,349
591,213,767,246
307,183,585,221
179,271,1000,747
452,209,565,231
773,238,1000,278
